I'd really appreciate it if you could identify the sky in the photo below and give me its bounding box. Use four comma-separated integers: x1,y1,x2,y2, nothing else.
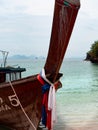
0,0,98,58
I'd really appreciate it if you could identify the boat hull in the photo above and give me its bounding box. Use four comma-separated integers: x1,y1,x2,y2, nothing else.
0,75,43,130
0,0,80,129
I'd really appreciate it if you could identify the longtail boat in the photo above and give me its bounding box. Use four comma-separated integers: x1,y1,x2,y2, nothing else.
0,0,80,130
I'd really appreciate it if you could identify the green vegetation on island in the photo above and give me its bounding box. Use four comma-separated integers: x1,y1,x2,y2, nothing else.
86,40,98,63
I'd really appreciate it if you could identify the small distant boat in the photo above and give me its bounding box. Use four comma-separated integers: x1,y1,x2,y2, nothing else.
0,0,80,130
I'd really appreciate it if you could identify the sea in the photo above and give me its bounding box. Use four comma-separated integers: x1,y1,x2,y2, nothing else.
1,58,98,130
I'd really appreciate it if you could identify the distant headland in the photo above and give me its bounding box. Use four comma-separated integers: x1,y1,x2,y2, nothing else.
85,40,98,63
9,55,45,60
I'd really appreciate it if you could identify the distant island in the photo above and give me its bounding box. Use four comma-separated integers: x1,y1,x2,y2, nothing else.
9,55,45,60
85,40,98,63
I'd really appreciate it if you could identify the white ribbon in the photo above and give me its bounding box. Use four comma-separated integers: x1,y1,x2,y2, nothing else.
41,68,53,85
48,85,56,126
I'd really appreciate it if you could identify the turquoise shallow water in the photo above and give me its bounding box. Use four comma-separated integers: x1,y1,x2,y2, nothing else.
1,58,98,129
57,58,98,128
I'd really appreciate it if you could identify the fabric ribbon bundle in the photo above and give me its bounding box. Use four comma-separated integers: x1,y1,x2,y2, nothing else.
37,68,57,130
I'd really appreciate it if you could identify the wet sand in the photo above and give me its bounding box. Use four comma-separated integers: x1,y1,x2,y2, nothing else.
37,118,98,130
38,124,98,130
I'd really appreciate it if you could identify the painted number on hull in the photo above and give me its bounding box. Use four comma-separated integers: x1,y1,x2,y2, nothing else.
0,97,11,112
8,94,20,107
0,95,20,112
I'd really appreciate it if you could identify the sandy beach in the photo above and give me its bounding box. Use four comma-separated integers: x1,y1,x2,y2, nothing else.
38,123,98,130
38,114,98,130
38,126,98,130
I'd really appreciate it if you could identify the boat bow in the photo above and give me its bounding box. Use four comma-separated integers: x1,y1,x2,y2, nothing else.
44,0,80,82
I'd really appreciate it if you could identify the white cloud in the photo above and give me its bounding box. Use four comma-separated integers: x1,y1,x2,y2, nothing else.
0,0,54,15
80,0,98,19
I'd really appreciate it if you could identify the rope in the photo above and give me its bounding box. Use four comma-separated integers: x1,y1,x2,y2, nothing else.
41,68,53,85
9,81,36,130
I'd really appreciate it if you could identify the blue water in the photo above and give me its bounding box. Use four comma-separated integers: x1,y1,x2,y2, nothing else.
1,58,98,129
56,58,98,127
